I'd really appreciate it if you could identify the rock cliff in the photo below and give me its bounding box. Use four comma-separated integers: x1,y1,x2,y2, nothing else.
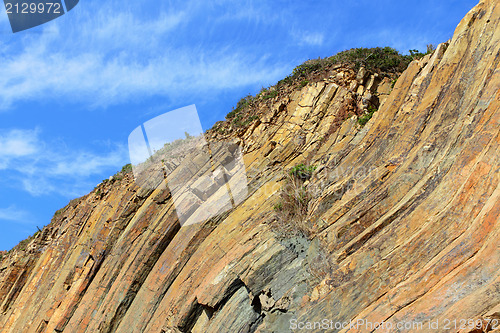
0,0,499,332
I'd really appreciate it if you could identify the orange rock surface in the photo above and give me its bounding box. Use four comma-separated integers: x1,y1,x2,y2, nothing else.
0,1,498,332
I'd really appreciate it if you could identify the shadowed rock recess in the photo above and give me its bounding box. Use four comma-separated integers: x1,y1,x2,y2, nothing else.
1,1,499,332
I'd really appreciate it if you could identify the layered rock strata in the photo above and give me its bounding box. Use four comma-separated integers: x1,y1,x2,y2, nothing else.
0,1,498,332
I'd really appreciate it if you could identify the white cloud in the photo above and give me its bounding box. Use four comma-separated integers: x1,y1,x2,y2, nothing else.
294,31,325,46
0,129,38,159
0,0,290,110
47,149,126,178
0,206,32,224
0,128,127,196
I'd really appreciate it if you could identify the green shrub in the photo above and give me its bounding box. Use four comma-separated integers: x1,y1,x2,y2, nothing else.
292,59,324,77
219,46,425,135
110,163,132,181
272,173,314,238
426,44,436,54
226,109,239,119
328,47,413,73
358,105,378,126
276,47,416,87
409,49,425,60
232,113,259,128
18,240,29,251
121,163,132,173
242,115,259,126
289,164,317,180
277,76,293,87
258,87,269,97
272,164,318,237
262,90,278,100
408,44,435,61
226,94,254,120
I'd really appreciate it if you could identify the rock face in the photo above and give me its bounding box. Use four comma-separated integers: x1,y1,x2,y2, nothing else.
0,1,499,332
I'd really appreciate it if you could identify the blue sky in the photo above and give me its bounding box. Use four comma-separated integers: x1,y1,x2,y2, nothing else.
0,0,478,250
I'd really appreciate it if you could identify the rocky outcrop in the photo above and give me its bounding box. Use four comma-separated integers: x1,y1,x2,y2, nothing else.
0,1,499,332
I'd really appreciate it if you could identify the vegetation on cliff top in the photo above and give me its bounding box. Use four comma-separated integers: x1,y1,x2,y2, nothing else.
215,46,435,134
7,46,435,254
279,44,435,84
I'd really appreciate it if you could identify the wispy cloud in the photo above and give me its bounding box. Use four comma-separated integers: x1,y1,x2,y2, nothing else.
0,129,38,161
0,0,290,110
293,31,325,47
0,128,127,196
0,205,32,224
